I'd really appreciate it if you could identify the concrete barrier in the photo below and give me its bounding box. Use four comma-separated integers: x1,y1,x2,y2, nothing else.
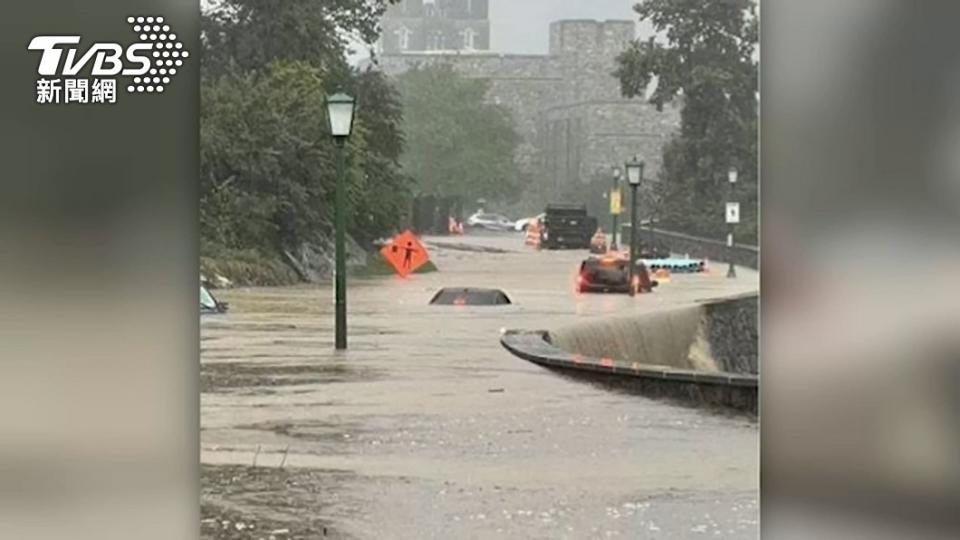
500,293,758,413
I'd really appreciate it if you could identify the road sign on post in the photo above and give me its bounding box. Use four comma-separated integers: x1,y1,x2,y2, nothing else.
725,202,740,224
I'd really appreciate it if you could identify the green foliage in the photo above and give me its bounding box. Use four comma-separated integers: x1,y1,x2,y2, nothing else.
200,249,300,287
202,0,398,77
201,62,409,255
396,64,524,203
615,0,758,243
200,0,410,283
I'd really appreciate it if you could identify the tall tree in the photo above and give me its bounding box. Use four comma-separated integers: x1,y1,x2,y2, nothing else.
201,62,410,252
200,0,410,272
615,0,758,242
396,64,523,203
202,0,397,77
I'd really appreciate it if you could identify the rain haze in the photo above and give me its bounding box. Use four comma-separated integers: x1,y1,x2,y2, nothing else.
348,0,652,62
489,0,651,53
197,1,762,538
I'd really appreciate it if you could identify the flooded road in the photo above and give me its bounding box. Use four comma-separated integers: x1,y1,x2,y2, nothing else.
201,233,759,539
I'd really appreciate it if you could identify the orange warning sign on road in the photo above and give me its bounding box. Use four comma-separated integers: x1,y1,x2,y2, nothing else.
380,230,430,277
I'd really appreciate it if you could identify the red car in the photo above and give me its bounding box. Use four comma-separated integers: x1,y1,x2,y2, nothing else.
576,256,657,294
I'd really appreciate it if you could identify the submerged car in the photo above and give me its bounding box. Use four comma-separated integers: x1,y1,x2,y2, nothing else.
466,212,514,231
514,212,546,232
201,284,229,314
576,255,657,294
429,287,512,306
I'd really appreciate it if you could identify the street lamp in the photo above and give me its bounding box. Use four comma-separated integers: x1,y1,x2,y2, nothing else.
326,92,356,350
725,166,738,279
625,157,644,296
610,167,622,250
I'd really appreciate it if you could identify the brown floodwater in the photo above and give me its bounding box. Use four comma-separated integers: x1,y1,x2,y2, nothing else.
201,233,759,539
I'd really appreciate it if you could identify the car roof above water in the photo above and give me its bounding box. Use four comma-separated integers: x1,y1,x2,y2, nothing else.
582,256,628,268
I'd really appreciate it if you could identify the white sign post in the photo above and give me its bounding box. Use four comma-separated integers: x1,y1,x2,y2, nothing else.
725,167,739,279
725,202,740,224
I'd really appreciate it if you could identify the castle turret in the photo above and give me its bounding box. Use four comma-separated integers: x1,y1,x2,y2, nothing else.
549,20,634,60
549,20,635,103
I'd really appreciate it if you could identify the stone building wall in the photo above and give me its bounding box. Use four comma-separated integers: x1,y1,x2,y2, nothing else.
374,19,680,197
382,0,490,53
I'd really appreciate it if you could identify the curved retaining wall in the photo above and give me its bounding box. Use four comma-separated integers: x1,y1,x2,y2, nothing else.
500,293,758,413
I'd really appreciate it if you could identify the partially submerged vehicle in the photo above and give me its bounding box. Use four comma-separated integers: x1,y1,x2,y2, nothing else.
466,212,514,231
429,287,512,306
577,255,657,294
201,284,229,314
514,212,545,232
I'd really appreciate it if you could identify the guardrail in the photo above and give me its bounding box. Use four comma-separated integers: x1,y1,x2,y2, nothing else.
623,224,759,269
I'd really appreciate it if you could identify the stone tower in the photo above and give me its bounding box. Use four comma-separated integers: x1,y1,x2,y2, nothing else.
381,0,490,53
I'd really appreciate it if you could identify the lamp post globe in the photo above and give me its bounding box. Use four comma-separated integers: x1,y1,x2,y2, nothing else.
626,158,643,187
326,92,356,350
326,92,356,140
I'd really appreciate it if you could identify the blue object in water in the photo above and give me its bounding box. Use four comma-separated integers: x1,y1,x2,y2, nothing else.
639,258,707,273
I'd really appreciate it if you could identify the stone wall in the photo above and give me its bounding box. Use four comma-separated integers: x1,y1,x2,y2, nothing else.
373,19,680,195
555,101,680,187
376,52,562,172
704,294,759,374
382,0,490,54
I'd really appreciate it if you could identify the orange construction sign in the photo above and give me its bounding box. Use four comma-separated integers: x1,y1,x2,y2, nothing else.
380,230,430,277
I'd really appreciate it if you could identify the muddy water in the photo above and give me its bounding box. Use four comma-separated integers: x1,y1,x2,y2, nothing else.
201,233,759,539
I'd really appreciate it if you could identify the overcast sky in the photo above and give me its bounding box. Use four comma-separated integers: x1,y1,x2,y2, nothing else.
489,0,649,54
344,0,653,64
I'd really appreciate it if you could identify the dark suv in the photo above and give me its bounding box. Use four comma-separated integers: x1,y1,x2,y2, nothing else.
541,204,595,249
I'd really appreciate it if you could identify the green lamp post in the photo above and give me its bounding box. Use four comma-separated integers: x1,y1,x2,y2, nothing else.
625,157,644,296
326,92,356,350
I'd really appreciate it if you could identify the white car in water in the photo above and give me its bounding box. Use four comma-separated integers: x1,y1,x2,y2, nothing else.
467,211,514,231
201,284,228,314
514,213,545,232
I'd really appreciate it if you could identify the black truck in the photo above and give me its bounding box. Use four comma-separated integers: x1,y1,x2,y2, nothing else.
540,204,596,250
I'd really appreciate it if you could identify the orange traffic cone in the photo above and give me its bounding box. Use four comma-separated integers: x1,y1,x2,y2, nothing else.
525,220,541,247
